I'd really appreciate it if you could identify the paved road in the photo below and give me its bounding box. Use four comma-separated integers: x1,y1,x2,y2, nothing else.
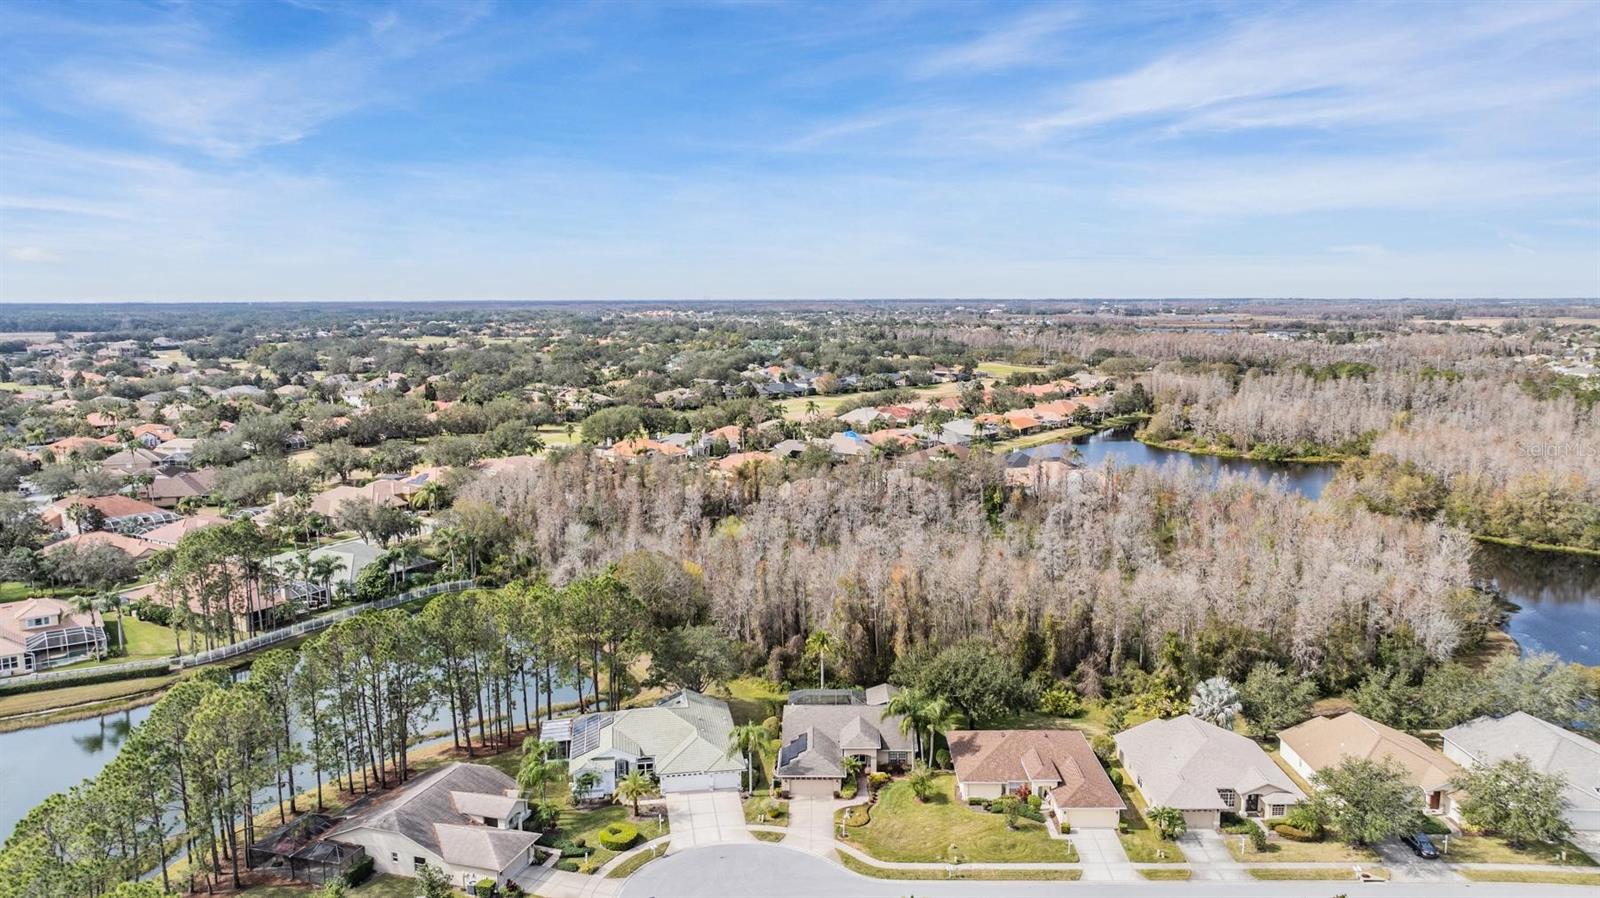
664,791,751,853
620,843,1600,897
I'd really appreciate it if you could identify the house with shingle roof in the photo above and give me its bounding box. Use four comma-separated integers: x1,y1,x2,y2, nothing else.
565,690,743,797
948,729,1126,829
1115,714,1304,829
1443,712,1600,832
1280,712,1459,818
324,762,537,891
776,685,914,799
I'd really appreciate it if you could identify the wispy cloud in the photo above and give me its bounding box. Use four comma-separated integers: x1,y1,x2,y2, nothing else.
911,5,1081,79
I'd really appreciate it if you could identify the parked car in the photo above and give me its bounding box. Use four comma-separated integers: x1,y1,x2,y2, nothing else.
1400,832,1440,859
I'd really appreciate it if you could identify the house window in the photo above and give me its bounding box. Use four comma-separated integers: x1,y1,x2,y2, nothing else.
887,751,910,764
390,852,399,863
483,817,498,828
638,757,654,775
24,617,50,628
413,856,426,870
1217,789,1237,807
0,657,15,673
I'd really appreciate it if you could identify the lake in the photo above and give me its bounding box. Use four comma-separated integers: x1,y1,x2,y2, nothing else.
0,675,579,842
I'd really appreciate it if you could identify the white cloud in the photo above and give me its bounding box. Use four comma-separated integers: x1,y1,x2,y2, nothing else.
8,246,59,263
912,6,1081,79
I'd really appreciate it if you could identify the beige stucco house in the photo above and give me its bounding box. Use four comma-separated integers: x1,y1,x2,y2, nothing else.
1279,711,1459,817
1115,714,1305,830
949,729,1125,829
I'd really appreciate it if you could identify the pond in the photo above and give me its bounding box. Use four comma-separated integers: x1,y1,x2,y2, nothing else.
1019,429,1338,500
0,675,580,842
1476,541,1600,667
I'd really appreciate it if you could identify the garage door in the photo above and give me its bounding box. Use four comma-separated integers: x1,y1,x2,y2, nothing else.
1182,809,1220,830
1063,808,1121,830
661,771,742,793
788,778,837,800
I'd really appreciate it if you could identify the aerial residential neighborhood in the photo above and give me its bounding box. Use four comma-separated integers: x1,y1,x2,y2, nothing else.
3,2,1599,898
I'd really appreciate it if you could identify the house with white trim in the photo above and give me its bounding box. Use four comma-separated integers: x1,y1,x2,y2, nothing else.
563,690,743,796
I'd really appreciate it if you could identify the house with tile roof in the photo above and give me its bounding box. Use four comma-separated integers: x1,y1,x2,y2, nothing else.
949,729,1126,829
1280,711,1460,818
1443,712,1600,832
775,685,914,799
40,494,179,535
1115,714,1305,829
0,596,107,677
40,530,159,562
141,513,230,547
324,762,538,891
565,690,743,797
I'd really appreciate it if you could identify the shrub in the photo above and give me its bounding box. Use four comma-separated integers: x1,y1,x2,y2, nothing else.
556,859,580,872
1274,824,1317,842
505,884,523,898
1090,734,1116,763
1247,825,1268,852
597,822,640,851
935,748,951,769
840,778,858,799
1146,805,1187,840
967,797,991,808
475,878,496,897
868,771,891,793
1026,793,1042,811
345,854,374,886
577,858,603,875
1059,821,1072,834
1108,767,1123,790
1038,683,1084,717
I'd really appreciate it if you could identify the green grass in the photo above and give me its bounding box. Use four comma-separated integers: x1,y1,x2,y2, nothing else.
605,842,670,878
989,426,1093,452
744,794,789,825
1139,868,1193,880
1461,870,1600,885
1443,833,1595,866
839,853,1080,880
715,676,787,726
1111,768,1185,863
842,773,1075,864
1227,832,1379,864
0,582,79,603
0,674,176,719
753,830,787,843
551,789,669,871
975,362,1048,378
1249,867,1387,881
99,616,179,661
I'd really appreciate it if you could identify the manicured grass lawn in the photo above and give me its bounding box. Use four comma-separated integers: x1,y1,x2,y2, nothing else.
538,773,669,872
839,853,1079,880
975,362,1048,379
744,793,789,825
989,426,1093,452
1444,833,1596,866
716,676,787,726
1139,868,1192,880
0,674,175,719
842,773,1075,864
1461,869,1600,885
534,425,581,447
102,616,179,660
1249,867,1387,881
1111,768,1185,863
1228,830,1379,864
605,842,670,878
754,830,787,842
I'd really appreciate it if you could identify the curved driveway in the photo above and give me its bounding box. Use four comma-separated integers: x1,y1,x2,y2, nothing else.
621,843,1597,898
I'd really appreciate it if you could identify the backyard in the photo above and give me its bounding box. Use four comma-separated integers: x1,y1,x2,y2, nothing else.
839,773,1076,864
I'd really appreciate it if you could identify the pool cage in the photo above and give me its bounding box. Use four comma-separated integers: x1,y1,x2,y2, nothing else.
246,814,367,886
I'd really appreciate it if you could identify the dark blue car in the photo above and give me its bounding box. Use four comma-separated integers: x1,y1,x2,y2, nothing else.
1401,832,1440,859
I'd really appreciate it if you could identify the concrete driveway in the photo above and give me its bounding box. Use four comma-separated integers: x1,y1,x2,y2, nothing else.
785,797,842,856
1180,829,1249,881
665,790,752,852
1067,827,1135,880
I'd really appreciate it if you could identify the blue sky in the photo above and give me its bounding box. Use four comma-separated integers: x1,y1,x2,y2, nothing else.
1,0,1597,301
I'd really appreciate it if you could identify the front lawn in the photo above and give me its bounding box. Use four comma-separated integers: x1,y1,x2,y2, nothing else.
841,773,1075,864
839,853,1080,881
538,777,669,872
1111,767,1184,863
1250,867,1388,881
1227,832,1379,864
1461,870,1600,886
744,793,789,825
1442,833,1595,866
605,842,670,878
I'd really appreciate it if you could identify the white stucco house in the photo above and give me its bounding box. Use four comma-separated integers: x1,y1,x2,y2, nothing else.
1115,714,1305,830
324,763,539,891
562,690,744,796
1443,712,1600,832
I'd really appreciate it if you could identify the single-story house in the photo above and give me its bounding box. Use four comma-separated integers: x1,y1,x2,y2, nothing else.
837,407,884,428
1115,714,1305,829
41,495,179,536
776,685,914,799
267,537,392,610
0,596,107,677
564,690,743,797
141,469,221,508
949,729,1126,829
41,530,159,562
1279,712,1459,817
1443,712,1600,832
98,447,166,477
310,480,419,517
324,762,538,891
141,513,230,547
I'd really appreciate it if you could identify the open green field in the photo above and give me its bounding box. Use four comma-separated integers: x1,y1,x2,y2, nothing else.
975,361,1048,379
842,773,1075,864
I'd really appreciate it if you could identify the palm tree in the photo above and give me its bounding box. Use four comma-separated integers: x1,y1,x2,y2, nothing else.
614,770,655,818
804,629,837,689
516,738,564,806
921,696,965,767
409,481,449,512
727,721,769,792
882,687,931,761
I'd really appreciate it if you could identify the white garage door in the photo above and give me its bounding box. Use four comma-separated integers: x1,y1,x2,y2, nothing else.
661,771,742,793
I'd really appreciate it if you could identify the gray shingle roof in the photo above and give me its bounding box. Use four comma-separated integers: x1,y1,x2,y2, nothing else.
1443,712,1600,818
1114,715,1304,810
327,763,536,872
569,690,743,777
777,704,914,779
